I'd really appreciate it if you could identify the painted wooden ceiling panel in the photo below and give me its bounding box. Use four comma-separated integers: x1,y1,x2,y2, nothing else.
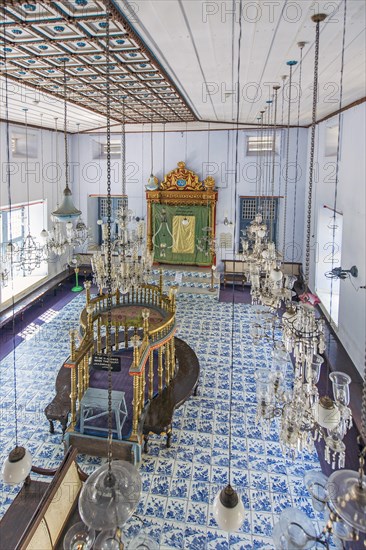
0,0,365,130
0,0,196,126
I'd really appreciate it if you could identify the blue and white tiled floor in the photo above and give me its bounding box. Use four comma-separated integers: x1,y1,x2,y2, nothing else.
0,287,331,548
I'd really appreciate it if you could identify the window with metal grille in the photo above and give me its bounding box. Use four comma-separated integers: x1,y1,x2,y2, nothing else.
239,197,279,250
97,196,128,245
247,135,275,155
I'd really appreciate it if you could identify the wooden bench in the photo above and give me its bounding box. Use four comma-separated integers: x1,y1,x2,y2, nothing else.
0,447,85,550
223,259,247,288
44,358,72,436
0,269,71,330
143,337,200,451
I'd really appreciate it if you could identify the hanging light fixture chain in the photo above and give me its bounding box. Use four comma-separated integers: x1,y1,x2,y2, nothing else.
282,62,296,260
3,39,19,447
40,113,46,229
305,15,325,286
291,45,304,273
362,346,366,444
270,86,279,241
265,100,272,199
105,7,113,473
121,98,126,197
63,62,69,189
24,108,31,236
150,121,153,176
330,0,347,312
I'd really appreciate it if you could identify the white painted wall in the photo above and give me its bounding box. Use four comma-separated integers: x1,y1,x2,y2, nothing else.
306,103,366,376
0,122,308,305
72,127,308,266
0,121,73,306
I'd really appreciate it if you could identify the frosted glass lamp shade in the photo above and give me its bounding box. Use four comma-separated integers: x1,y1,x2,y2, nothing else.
313,396,340,429
2,446,32,484
146,174,158,190
52,185,81,222
78,461,141,531
212,484,245,532
270,267,283,282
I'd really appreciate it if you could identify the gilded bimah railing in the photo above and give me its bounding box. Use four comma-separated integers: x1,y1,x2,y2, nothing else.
64,271,177,446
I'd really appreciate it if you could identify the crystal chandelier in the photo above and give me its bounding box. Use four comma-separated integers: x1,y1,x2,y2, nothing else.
64,15,144,548
41,217,71,257
254,14,352,469
41,75,89,260
279,13,352,468
196,225,217,259
274,359,365,548
0,245,11,287
152,208,173,258
92,103,153,295
274,5,365,545
12,108,44,274
43,67,87,259
239,96,283,307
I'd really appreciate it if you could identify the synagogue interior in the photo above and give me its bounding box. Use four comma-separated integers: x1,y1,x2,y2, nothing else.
0,1,365,549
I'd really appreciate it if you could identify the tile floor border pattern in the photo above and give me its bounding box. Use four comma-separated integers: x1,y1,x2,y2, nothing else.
0,287,335,548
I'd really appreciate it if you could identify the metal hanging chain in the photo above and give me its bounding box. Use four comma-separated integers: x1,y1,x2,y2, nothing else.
326,0,347,396
329,0,347,313
150,121,153,175
230,0,243,489
121,98,126,198
40,113,46,229
270,86,280,242
141,123,145,214
257,110,265,212
282,60,297,260
105,8,113,475
278,74,287,200
255,114,261,202
362,345,366,445
264,99,272,200
3,38,19,447
24,107,32,236
305,14,327,287
291,44,305,274
163,122,166,176
55,117,60,206
77,123,81,207
63,61,70,190
185,121,188,163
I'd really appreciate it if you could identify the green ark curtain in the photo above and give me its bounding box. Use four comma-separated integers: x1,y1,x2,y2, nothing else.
152,203,212,266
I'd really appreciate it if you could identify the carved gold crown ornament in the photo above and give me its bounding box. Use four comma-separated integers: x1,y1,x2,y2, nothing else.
160,161,213,191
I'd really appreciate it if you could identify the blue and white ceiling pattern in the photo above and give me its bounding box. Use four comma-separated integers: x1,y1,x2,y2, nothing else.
0,1,196,124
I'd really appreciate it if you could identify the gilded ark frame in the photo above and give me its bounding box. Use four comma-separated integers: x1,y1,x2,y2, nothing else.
145,161,218,256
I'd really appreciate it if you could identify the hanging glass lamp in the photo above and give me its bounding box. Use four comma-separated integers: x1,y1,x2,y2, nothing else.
78,461,141,532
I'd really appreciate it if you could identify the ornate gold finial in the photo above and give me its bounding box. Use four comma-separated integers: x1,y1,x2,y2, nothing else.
204,175,215,191
177,161,186,169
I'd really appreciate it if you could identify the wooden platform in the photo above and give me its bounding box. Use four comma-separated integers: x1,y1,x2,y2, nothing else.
62,337,199,463
143,337,200,451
